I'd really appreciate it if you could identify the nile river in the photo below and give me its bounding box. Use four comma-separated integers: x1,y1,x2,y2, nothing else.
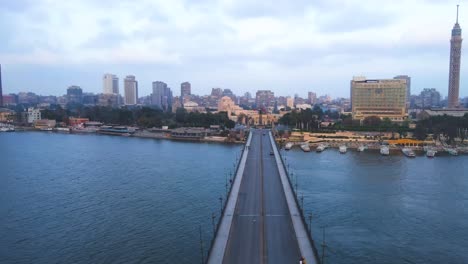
1,132,467,263
283,147,468,264
0,132,242,263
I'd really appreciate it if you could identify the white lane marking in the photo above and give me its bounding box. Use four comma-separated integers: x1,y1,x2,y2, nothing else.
237,214,287,217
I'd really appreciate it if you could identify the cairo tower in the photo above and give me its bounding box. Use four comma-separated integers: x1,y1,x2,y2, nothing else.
448,5,463,108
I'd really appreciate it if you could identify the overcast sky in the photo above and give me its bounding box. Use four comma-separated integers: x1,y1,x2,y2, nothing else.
0,0,466,98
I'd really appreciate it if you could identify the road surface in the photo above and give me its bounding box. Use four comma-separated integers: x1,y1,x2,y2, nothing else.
223,130,302,264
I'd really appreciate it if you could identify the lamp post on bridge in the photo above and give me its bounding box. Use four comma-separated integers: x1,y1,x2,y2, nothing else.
211,212,216,236
225,173,228,197
308,212,313,235
300,193,304,213
295,172,298,196
219,196,223,215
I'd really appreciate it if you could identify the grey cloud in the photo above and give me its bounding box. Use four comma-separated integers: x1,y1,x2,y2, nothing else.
223,0,312,19
0,0,33,12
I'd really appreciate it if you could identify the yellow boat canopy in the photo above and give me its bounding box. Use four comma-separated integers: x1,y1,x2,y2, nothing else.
388,139,425,146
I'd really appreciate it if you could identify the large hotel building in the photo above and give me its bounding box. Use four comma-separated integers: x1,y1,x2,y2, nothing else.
350,76,408,122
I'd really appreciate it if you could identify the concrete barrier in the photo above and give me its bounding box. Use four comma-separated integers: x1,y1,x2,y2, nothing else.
207,132,253,263
268,131,318,264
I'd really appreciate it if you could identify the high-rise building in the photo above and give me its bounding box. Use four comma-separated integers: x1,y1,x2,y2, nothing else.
255,90,275,108
103,74,119,95
124,75,138,105
307,92,317,105
350,76,407,122
66,86,83,104
420,88,441,108
0,64,3,107
394,75,411,106
286,97,294,108
211,88,223,98
181,82,191,99
448,5,463,108
152,81,173,111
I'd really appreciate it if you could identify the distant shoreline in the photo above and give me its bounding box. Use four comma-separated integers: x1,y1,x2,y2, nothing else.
8,128,246,145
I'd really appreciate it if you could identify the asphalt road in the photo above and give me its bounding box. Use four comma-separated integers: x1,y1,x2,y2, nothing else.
223,130,301,264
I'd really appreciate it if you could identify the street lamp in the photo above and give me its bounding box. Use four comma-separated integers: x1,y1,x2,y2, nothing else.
308,212,313,235
211,212,216,236
219,196,223,215
300,194,304,212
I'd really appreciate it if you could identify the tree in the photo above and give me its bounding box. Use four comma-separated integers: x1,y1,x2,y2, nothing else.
175,108,187,123
414,124,427,140
363,116,381,127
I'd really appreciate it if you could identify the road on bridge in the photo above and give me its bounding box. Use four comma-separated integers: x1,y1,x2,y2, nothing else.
223,130,302,264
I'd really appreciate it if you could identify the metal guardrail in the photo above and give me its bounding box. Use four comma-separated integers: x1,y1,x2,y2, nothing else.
274,139,322,263
205,131,250,262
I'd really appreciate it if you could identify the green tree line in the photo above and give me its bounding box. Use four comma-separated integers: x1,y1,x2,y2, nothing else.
414,114,468,143
41,105,235,129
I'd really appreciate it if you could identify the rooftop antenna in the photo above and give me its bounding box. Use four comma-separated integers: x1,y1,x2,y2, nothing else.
456,4,459,24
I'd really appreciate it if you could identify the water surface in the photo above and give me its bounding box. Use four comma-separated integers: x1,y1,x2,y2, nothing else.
0,132,241,263
283,148,468,264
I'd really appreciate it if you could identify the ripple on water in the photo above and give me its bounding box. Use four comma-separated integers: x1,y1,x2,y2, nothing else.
0,132,241,263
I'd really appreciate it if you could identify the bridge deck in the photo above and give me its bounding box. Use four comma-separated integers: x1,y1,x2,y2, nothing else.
222,130,302,264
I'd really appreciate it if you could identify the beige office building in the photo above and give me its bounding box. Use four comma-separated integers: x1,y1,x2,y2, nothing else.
351,76,407,122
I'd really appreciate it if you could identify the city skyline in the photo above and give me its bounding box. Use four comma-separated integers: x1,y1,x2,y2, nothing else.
0,1,466,98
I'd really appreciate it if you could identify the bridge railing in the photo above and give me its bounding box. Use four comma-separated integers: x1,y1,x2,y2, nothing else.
274,138,322,263
205,131,251,262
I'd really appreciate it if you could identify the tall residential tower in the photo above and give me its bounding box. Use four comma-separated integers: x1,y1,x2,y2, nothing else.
124,75,138,105
448,5,463,108
103,74,119,95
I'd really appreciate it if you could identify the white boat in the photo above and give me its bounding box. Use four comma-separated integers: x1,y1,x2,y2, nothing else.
447,148,458,156
55,127,70,133
402,147,416,157
300,143,311,152
285,142,293,150
357,145,367,152
339,145,347,154
0,124,15,132
380,145,390,156
426,149,437,158
316,144,326,152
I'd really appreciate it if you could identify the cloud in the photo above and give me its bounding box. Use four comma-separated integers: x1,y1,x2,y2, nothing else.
0,0,466,98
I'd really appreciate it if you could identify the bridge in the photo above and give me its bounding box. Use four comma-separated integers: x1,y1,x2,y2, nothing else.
207,129,319,264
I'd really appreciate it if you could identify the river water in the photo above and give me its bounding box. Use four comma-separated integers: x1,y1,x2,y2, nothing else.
1,132,467,263
0,132,241,264
282,147,468,264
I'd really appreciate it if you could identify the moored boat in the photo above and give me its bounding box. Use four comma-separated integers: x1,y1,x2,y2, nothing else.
402,147,416,157
380,145,390,156
426,149,437,158
285,142,293,150
98,126,135,136
357,145,367,152
300,143,311,152
55,127,70,133
447,148,458,156
339,145,347,154
316,144,326,152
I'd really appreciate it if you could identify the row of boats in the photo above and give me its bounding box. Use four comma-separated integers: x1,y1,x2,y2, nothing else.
285,142,459,158
0,124,15,132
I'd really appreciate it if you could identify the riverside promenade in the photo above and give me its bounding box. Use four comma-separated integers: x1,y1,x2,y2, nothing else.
207,129,318,264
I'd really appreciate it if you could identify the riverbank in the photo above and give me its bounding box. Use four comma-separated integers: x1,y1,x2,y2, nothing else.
7,127,246,145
